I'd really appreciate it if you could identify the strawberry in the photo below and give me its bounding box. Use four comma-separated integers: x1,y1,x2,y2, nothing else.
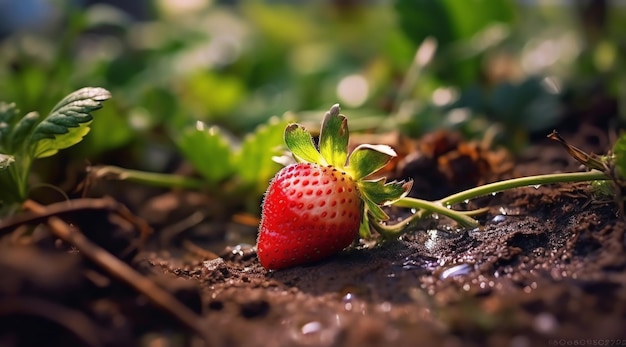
257,162,362,269
257,104,412,270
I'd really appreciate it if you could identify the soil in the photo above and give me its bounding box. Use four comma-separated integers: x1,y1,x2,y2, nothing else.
1,125,626,347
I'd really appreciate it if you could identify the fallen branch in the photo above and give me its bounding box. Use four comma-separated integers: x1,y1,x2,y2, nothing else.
9,199,213,346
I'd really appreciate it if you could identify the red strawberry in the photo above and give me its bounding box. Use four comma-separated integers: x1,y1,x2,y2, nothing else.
257,162,362,270
256,104,411,270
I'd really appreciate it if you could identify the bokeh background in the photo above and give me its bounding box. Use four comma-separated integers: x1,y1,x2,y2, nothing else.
1,0,624,199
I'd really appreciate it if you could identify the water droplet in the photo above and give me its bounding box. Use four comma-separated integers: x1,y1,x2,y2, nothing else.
533,184,541,189
491,192,497,196
492,215,506,223
468,227,481,237
410,208,417,214
463,199,470,204
287,313,342,346
421,229,442,251
402,259,422,270
342,292,356,311
230,244,247,257
301,321,322,335
439,263,473,280
221,243,256,261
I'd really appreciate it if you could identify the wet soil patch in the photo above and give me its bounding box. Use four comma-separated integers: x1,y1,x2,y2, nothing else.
1,132,626,347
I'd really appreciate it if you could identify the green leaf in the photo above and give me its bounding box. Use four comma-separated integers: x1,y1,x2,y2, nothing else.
319,104,349,168
0,153,14,170
0,102,19,125
348,144,397,180
359,212,372,239
33,124,93,158
284,123,326,165
613,134,626,179
0,102,20,150
8,112,39,153
176,122,235,184
359,178,413,206
363,195,390,221
237,116,291,194
30,87,111,158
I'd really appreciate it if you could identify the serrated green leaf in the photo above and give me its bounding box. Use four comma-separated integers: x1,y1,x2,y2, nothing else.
0,102,20,149
0,153,14,170
30,87,111,158
8,112,39,153
612,134,626,179
348,144,397,180
33,123,92,158
176,122,235,183
237,117,291,193
47,110,93,126
359,178,413,206
363,195,390,221
319,104,349,168
284,123,326,164
0,102,19,124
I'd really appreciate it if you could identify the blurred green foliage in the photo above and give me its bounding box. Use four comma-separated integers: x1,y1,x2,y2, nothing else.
0,0,625,213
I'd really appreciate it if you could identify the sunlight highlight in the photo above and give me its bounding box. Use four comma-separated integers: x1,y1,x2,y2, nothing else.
336,74,369,108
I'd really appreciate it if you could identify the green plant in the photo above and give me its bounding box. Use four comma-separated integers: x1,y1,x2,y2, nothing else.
0,87,111,215
258,104,616,269
90,115,292,213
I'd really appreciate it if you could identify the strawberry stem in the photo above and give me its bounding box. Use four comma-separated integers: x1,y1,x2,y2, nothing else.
438,170,609,207
393,197,481,227
375,170,611,238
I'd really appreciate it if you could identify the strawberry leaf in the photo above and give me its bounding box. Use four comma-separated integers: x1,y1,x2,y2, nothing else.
319,104,349,169
9,112,40,153
30,87,111,158
362,195,390,221
348,144,397,180
359,178,413,206
176,122,235,184
0,102,20,151
237,116,291,194
284,123,326,165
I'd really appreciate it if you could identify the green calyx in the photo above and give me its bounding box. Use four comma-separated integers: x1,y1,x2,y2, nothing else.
283,104,413,238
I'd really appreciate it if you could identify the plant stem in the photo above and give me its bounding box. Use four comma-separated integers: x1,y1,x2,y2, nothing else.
376,170,610,237
90,165,205,190
439,170,609,207
393,197,480,227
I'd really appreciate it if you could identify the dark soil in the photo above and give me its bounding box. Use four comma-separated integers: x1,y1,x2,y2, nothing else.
1,127,626,347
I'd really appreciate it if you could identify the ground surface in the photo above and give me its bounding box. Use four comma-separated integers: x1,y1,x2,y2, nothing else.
1,127,625,347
